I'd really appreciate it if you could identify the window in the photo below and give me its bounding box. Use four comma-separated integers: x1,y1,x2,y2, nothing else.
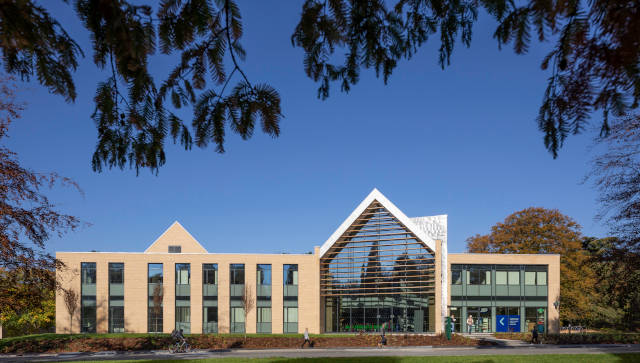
525,271,547,285
537,272,547,285
203,307,218,333
148,263,163,333
497,270,520,285
508,271,520,285
108,263,124,333
257,307,271,322
148,306,163,333
81,262,97,333
168,245,181,253
175,306,190,331
148,263,163,284
203,264,218,285
284,307,298,333
81,262,96,284
230,264,245,285
257,264,272,285
284,264,298,285
109,263,124,284
176,263,190,285
230,307,245,333
451,269,462,285
467,267,490,285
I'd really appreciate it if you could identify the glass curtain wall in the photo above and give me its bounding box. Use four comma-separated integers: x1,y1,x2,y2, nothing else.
229,264,245,333
321,202,436,333
148,263,163,333
283,264,298,333
81,262,97,333
175,263,191,333
108,263,125,333
203,264,218,333
257,264,272,333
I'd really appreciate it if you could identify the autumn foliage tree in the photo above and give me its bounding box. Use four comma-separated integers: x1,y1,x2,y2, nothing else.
0,75,81,331
466,207,597,324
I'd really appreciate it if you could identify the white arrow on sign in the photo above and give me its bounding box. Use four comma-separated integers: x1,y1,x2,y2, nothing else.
499,317,505,326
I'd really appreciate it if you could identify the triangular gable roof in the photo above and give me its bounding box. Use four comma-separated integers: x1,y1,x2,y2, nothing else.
319,188,436,257
145,221,208,253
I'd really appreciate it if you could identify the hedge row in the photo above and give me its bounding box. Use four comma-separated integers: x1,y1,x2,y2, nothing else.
0,333,489,354
494,332,640,344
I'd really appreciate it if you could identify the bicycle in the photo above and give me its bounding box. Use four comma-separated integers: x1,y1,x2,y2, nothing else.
168,338,191,353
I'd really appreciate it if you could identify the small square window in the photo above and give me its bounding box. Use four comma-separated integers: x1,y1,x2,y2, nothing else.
168,245,181,253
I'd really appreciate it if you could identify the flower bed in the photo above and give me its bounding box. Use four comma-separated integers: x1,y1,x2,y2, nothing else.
0,333,492,354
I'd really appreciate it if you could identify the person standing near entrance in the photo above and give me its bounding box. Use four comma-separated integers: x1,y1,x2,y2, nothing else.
466,315,474,333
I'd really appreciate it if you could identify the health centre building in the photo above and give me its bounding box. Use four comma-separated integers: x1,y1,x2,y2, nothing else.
55,189,560,335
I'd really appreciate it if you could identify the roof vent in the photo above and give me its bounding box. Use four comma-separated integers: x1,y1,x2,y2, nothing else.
168,245,181,253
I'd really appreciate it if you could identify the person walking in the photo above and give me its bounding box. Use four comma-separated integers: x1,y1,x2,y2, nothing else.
466,314,474,334
377,332,387,348
531,326,539,344
301,328,312,348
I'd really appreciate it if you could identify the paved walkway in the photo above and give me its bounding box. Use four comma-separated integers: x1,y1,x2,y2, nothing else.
1,344,639,362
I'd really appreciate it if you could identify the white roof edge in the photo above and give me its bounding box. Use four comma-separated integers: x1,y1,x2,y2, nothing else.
319,188,436,258
143,220,209,253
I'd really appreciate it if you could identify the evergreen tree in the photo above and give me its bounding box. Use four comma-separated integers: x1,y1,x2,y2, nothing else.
2,1,639,172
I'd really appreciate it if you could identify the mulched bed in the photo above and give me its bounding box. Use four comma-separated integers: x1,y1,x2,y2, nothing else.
1,333,493,354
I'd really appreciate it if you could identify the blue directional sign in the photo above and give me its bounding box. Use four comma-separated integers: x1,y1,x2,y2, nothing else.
508,315,520,331
497,315,520,332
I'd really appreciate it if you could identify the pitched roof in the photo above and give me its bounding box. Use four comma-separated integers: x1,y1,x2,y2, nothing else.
319,188,437,257
144,221,208,253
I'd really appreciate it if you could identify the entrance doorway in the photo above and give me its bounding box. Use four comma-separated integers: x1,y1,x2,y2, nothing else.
467,306,492,333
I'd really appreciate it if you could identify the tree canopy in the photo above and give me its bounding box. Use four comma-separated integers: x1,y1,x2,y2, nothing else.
1,0,638,172
588,114,640,253
466,207,597,324
0,75,81,323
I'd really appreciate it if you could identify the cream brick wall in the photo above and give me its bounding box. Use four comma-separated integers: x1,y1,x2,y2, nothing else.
447,253,561,334
56,251,321,334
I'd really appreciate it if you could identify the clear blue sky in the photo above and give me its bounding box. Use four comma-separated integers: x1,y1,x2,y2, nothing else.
7,2,606,255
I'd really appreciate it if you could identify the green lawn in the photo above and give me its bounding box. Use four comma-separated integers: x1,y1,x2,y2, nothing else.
72,354,640,363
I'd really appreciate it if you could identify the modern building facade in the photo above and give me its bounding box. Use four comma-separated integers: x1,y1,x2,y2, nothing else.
56,189,559,335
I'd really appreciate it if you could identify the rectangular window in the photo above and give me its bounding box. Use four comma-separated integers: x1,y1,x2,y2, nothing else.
108,263,124,333
203,307,218,333
81,262,96,284
508,271,520,285
284,264,298,285
175,263,190,285
230,307,245,333
168,245,181,253
451,269,462,285
525,271,536,285
257,264,272,285
257,307,272,323
284,307,298,333
148,263,163,333
537,272,547,285
202,264,218,333
467,267,490,285
230,264,245,285
496,271,507,285
148,263,163,284
175,306,190,332
81,262,97,333
203,264,218,285
109,263,124,284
